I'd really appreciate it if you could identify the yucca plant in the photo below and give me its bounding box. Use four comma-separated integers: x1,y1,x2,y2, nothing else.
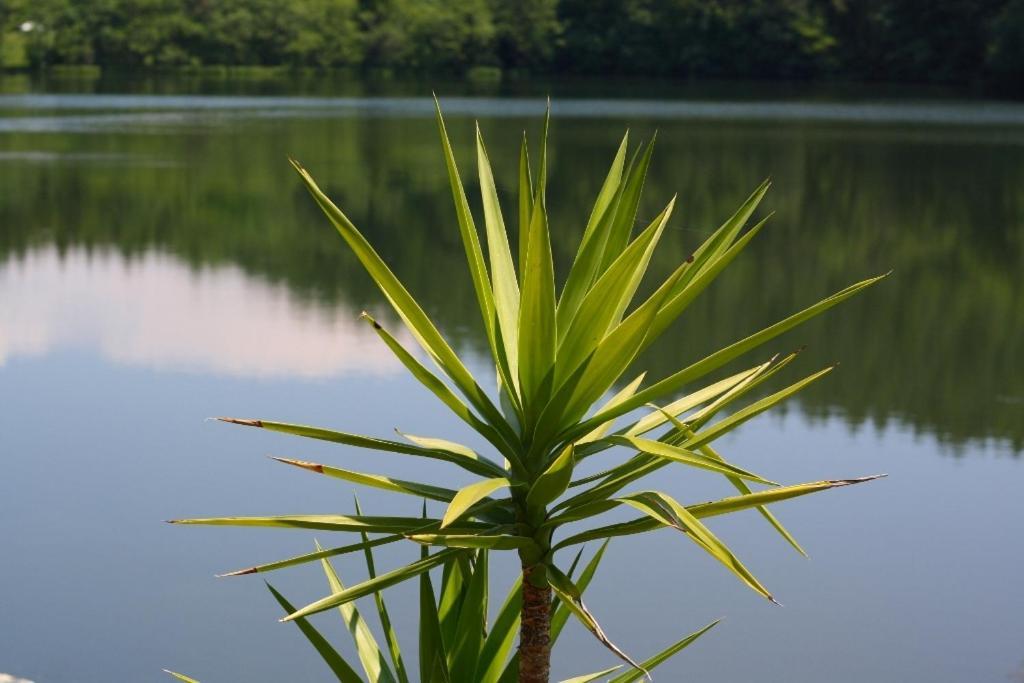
168,514,717,683
171,99,886,682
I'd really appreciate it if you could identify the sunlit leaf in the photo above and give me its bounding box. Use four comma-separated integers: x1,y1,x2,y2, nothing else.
217,417,506,478
560,666,622,682
170,514,487,535
554,196,675,388
546,563,648,678
283,549,462,622
551,540,609,645
317,541,397,683
409,534,537,551
164,672,202,683
525,444,575,516
578,372,646,445
618,491,775,602
442,478,513,528
360,312,515,458
355,497,411,683
420,541,450,683
292,157,510,436
477,576,522,683
265,582,363,683
568,272,888,442
518,172,557,416
272,456,458,502
217,534,403,577
477,123,521,391
552,476,885,549
449,550,489,678
601,435,778,486
606,619,721,683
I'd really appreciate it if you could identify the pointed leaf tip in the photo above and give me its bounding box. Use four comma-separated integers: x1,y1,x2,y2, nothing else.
216,566,257,577
217,417,263,428
272,456,325,474
837,474,887,485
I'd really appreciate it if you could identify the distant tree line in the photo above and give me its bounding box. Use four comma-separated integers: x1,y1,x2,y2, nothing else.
1,0,1022,90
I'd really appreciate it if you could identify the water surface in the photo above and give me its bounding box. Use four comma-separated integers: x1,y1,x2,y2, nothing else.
1,80,1021,683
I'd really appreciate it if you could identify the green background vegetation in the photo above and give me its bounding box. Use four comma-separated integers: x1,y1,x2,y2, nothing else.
1,107,1020,449
1,0,1022,92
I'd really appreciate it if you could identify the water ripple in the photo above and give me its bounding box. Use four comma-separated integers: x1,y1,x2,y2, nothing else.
1,94,1023,130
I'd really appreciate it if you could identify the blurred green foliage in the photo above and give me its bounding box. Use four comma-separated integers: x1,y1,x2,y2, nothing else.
1,107,1020,449
0,0,1021,91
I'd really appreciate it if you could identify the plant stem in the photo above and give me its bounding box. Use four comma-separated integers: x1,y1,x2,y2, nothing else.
518,564,552,683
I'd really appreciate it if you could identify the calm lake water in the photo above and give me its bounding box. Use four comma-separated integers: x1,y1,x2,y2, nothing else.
1,76,1022,683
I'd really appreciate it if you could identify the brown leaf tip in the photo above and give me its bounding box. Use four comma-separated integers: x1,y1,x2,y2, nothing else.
273,456,324,474
217,567,257,578
359,311,382,329
833,474,887,486
218,417,263,428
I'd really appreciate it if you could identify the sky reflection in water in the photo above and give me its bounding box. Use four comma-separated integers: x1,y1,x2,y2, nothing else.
0,247,405,378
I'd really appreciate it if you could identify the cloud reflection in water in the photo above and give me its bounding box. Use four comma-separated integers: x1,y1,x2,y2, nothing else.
0,247,406,378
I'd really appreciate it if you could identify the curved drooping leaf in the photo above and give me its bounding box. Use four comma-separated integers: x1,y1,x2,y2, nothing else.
546,563,648,679
551,540,609,646
599,436,778,486
617,491,775,602
606,619,721,683
556,365,840,512
552,476,885,549
657,411,806,557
